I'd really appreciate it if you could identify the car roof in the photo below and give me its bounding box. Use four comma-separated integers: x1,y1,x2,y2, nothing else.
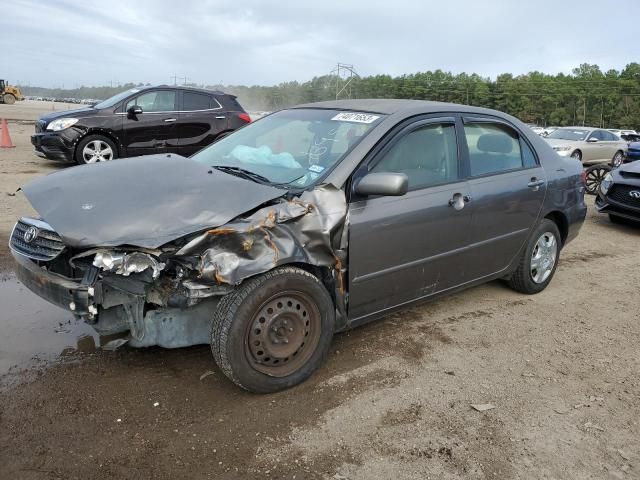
556,126,597,131
146,85,232,97
290,98,512,117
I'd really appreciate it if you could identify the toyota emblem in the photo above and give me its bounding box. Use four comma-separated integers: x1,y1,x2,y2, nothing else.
629,190,640,199
23,226,39,244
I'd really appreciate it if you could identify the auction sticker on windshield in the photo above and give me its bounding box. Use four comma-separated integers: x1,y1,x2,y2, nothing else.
331,112,380,123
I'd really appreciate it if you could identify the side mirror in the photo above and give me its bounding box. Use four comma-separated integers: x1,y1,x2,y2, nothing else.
355,172,408,197
128,105,143,117
587,137,598,143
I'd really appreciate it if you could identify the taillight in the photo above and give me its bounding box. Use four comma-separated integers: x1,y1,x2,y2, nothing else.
238,113,251,123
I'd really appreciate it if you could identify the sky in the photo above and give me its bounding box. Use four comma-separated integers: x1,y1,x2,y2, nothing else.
3,0,640,88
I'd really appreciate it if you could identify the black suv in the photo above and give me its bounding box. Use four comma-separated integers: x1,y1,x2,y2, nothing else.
31,86,251,164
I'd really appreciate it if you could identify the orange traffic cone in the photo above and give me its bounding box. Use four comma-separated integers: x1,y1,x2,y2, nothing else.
0,119,15,148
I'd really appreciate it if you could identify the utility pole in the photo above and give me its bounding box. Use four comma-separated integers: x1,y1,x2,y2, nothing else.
582,97,586,126
170,74,179,86
329,63,359,100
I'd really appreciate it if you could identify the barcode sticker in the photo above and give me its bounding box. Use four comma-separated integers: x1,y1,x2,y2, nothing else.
331,112,380,124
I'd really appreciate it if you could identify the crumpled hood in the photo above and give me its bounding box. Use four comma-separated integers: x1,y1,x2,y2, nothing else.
22,154,285,249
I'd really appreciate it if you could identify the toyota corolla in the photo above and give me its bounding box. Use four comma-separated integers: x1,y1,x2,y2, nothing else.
10,100,587,392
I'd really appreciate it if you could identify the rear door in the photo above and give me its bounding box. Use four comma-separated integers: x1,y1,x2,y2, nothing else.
348,117,472,321
459,118,546,280
176,91,228,156
122,90,179,157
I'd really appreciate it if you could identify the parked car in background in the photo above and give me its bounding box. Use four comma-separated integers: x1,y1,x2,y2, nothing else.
608,129,637,138
545,127,627,166
596,161,640,225
622,134,640,162
11,99,586,392
542,126,559,136
31,86,250,164
530,126,545,135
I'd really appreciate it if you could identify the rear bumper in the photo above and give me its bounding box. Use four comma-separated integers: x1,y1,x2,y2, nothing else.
31,130,80,162
564,199,588,245
12,250,91,315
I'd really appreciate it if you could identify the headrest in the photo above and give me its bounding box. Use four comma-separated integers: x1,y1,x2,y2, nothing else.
477,133,513,154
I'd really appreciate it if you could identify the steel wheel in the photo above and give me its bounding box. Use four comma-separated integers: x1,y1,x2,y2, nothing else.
584,165,610,195
530,232,557,284
612,151,624,167
82,140,114,163
246,291,321,377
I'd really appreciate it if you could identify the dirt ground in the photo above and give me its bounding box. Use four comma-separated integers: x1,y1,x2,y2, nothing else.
0,103,639,479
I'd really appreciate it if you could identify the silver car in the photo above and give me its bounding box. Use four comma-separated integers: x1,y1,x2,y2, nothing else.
545,127,627,166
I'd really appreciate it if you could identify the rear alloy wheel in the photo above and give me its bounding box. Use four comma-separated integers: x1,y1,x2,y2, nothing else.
76,135,117,165
570,150,582,162
611,151,624,167
507,219,561,294
584,164,611,195
211,266,335,393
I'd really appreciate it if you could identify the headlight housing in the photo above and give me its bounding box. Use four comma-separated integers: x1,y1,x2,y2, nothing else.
46,118,79,131
93,250,165,279
600,173,613,195
553,146,572,152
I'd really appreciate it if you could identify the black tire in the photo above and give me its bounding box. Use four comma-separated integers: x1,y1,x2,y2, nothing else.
584,164,611,195
611,150,624,168
3,93,16,105
571,150,582,162
211,266,335,393
507,219,561,294
75,134,118,165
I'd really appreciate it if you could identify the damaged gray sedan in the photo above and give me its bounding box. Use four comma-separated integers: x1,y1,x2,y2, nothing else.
10,100,587,392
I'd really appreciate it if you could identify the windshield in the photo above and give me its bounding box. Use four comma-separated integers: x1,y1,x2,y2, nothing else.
546,128,589,141
191,109,384,188
94,88,141,110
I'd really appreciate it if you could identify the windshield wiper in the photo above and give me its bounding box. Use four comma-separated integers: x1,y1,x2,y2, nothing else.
211,165,272,185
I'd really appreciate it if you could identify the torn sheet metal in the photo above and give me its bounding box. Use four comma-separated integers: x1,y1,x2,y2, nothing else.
179,184,348,287
21,154,285,248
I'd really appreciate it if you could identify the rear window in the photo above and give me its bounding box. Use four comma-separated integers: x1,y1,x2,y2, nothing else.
183,92,214,111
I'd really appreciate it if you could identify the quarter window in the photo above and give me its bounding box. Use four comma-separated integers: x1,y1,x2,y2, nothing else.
371,123,459,189
126,91,176,112
464,123,524,176
183,92,214,111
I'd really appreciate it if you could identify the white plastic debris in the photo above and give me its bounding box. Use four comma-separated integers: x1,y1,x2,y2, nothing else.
153,402,160,407
200,370,216,381
471,403,496,412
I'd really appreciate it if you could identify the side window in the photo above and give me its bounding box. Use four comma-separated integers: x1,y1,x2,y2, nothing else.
589,130,603,141
521,140,538,168
603,131,617,141
125,91,176,112
464,123,523,176
371,123,459,189
183,92,213,111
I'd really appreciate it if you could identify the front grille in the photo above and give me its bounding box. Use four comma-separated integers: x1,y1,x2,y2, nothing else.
35,120,47,133
10,218,65,261
607,184,640,210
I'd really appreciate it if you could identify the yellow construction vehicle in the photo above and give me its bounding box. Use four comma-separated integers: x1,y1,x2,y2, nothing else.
0,80,24,104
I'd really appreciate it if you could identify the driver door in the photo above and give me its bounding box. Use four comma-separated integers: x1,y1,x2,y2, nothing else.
122,89,179,157
347,118,472,322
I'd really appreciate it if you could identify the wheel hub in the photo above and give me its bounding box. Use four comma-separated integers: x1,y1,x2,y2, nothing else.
247,293,315,375
530,232,557,284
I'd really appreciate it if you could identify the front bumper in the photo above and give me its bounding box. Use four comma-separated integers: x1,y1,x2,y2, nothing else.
595,193,640,221
31,129,81,162
12,250,92,315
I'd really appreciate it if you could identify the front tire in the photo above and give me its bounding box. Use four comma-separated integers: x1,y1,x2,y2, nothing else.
211,266,335,393
75,134,118,165
507,219,561,294
3,93,16,105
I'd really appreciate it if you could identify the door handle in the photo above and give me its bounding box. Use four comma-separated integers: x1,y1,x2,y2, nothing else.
527,178,545,189
164,118,177,123
448,193,471,210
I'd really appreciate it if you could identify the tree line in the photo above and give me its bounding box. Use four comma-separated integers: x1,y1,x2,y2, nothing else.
20,63,640,129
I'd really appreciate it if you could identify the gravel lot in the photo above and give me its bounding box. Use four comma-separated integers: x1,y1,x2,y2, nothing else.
0,102,638,479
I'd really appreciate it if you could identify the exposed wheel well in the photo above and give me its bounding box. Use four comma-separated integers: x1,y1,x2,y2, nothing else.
544,211,568,246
